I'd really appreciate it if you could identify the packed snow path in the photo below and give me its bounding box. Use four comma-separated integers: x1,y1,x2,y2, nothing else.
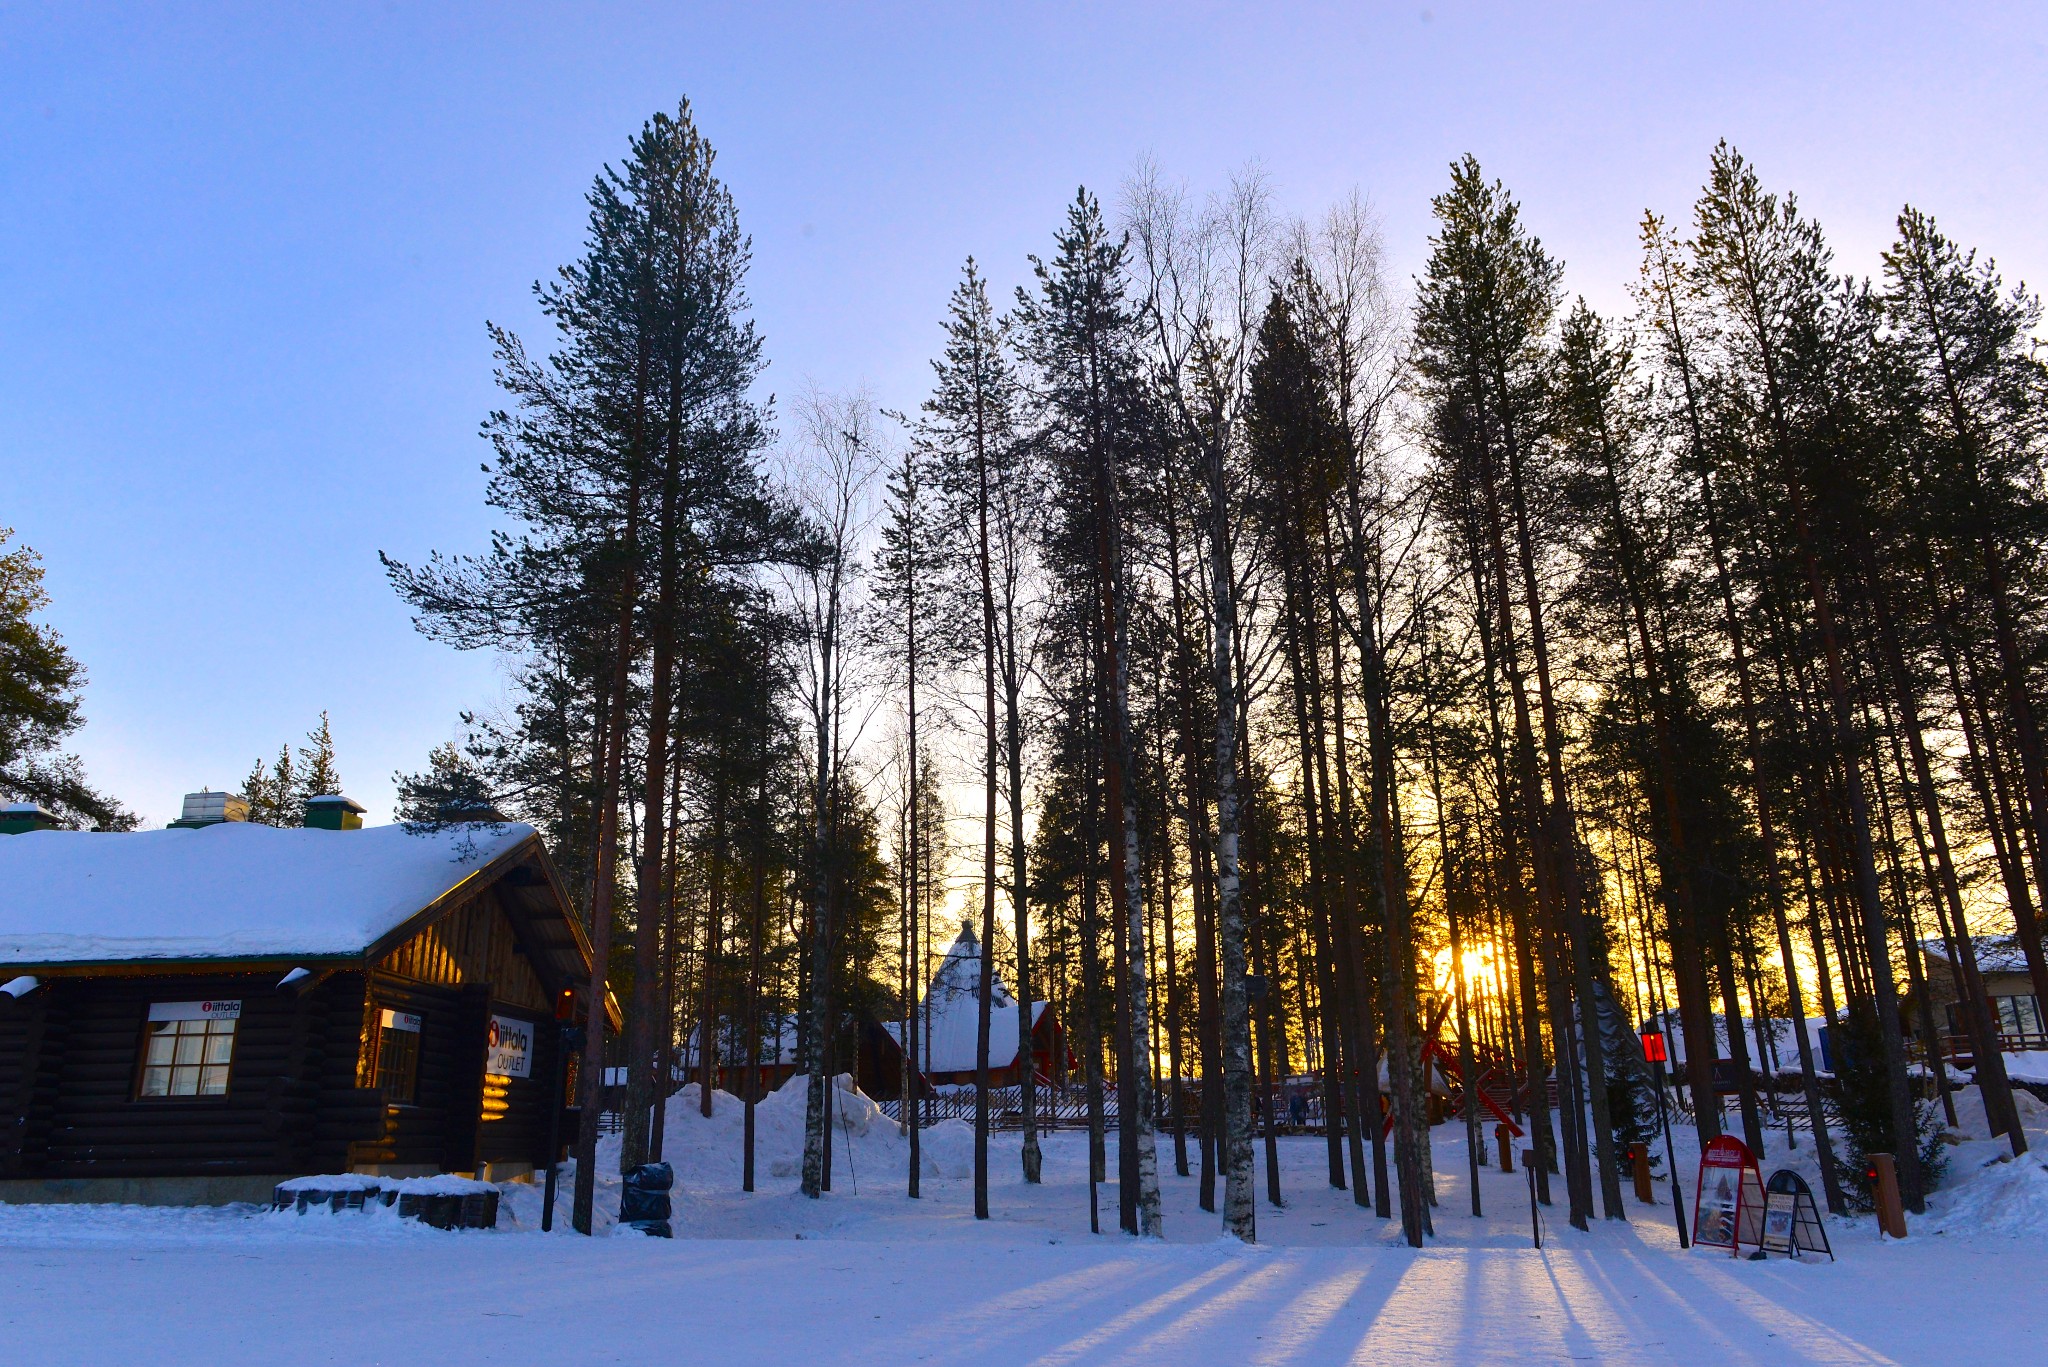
3,1084,2043,1365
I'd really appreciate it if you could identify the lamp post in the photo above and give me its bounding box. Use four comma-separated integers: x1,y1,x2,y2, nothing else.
1643,1030,1689,1249
542,1014,585,1234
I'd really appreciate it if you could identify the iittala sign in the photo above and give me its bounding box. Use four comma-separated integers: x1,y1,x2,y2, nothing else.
148,1000,242,1021
487,1014,535,1079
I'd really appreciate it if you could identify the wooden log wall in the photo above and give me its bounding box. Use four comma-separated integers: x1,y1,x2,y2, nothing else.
475,1009,559,1168
0,971,381,1180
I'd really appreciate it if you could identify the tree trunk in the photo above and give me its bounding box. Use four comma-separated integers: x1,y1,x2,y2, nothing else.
572,431,647,1235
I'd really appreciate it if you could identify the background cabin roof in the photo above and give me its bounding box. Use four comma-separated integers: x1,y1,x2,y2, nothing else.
1921,935,2035,977
0,820,540,967
882,924,1051,1075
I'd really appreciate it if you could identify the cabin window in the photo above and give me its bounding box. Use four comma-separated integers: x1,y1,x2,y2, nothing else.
1995,994,2043,1037
137,1001,240,1098
361,1006,424,1104
1944,995,2043,1037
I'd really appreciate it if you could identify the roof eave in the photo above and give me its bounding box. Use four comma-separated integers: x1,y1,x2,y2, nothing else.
4,951,366,978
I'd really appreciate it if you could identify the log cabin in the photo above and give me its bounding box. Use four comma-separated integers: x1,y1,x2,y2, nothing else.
0,794,614,1206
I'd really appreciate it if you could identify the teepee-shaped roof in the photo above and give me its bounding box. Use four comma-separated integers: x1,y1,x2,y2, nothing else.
885,921,1047,1075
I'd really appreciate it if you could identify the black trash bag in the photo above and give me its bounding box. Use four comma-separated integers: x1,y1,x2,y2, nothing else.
620,1162,674,1236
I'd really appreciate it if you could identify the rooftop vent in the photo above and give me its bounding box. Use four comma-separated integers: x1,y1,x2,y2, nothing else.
169,791,249,829
304,794,366,831
0,802,60,835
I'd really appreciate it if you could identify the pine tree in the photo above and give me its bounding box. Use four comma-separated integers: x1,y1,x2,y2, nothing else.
919,258,1045,1196
1690,144,1925,1209
388,100,802,1227
1016,189,1164,1237
1882,207,2048,1082
394,738,497,824
298,711,341,803
0,529,130,828
241,745,297,827
1414,157,1618,1229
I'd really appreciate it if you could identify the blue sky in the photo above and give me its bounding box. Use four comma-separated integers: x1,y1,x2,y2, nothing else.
4,2,2043,825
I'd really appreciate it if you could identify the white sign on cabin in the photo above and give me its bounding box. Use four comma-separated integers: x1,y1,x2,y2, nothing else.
149,1000,242,1021
486,1014,534,1079
380,1008,423,1033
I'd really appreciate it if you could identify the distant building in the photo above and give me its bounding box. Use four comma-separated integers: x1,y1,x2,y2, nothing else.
0,793,613,1206
1914,936,2045,1051
674,925,1072,1105
885,922,1070,1089
678,1015,803,1100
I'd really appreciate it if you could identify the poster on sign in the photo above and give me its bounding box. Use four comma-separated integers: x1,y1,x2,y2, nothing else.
487,1014,534,1079
1761,1193,1797,1251
1691,1134,1765,1255
1762,1168,1834,1260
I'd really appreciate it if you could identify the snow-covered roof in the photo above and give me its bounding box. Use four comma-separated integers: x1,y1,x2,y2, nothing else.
883,924,1049,1074
0,820,537,966
1922,936,2035,977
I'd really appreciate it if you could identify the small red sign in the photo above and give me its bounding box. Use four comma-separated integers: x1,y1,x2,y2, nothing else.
1641,1031,1667,1064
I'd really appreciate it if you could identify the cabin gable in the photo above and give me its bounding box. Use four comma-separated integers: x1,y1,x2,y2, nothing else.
347,885,564,1176
373,884,553,1014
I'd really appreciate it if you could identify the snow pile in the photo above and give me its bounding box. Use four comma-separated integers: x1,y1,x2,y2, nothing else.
386,1174,499,1197
275,1172,384,1192
1925,1146,2048,1239
597,1073,984,1192
1999,1050,2048,1085
1914,1083,2048,1240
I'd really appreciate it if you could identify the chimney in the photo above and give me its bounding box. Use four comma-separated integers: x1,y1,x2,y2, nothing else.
169,791,249,829
303,794,366,830
0,802,60,835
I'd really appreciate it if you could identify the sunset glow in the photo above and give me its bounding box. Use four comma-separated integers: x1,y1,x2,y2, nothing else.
1431,944,1501,1000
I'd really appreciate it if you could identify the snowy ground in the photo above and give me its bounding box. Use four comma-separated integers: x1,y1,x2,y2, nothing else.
4,1078,2045,1366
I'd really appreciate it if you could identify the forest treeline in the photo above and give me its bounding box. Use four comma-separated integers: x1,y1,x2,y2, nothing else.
383,100,2048,1241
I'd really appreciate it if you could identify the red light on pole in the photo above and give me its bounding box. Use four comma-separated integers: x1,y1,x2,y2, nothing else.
1642,1031,1668,1064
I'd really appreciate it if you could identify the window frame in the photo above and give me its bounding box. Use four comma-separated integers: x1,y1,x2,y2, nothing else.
360,1002,425,1106
132,1003,240,1102
1992,993,2044,1037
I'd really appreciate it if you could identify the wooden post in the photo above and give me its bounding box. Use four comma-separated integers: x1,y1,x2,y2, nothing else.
1630,1142,1654,1204
1495,1122,1514,1173
1869,1152,1908,1238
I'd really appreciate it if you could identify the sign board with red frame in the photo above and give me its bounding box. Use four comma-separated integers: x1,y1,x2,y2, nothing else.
1692,1135,1765,1255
